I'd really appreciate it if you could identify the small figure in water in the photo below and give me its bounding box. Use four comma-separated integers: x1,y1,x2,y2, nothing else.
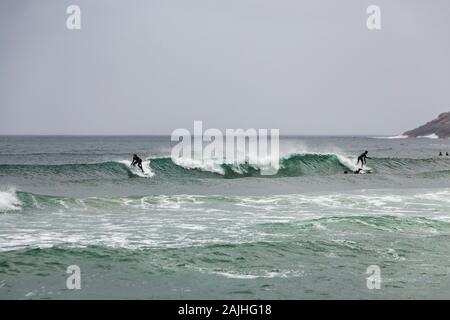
447,152,449,156
131,154,144,173
356,150,371,167
439,152,443,156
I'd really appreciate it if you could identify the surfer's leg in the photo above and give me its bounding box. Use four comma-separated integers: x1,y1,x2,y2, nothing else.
357,158,363,167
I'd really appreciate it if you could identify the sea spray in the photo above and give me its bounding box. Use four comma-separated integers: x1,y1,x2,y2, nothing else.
0,188,22,212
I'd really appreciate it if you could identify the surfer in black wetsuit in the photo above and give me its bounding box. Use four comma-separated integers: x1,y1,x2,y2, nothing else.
131,154,144,173
356,151,370,167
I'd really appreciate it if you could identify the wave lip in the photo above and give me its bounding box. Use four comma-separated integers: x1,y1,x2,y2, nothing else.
172,157,225,175
163,153,360,178
277,153,356,177
0,189,22,212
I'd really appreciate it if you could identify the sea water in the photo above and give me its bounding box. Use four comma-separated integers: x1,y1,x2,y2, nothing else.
1,135,450,299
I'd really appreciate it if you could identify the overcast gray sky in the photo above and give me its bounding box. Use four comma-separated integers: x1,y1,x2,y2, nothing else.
1,0,449,135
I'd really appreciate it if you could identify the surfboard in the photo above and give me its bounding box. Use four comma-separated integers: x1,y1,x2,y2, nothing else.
119,160,154,178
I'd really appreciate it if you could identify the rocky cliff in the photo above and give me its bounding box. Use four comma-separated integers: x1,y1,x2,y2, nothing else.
403,111,450,138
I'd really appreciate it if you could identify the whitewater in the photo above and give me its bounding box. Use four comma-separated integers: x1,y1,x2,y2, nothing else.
2,135,450,299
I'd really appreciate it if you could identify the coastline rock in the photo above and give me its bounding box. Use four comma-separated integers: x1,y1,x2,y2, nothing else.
403,111,450,138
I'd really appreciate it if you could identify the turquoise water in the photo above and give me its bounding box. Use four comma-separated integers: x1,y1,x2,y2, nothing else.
1,135,450,299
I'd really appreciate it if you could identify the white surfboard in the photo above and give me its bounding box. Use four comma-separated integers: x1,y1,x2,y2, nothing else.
118,160,154,178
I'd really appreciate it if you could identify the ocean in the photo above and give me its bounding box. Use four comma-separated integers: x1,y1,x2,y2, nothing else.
1,135,450,299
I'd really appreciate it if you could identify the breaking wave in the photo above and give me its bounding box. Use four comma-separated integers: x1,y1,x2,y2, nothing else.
2,154,450,180
0,153,356,179
0,189,22,212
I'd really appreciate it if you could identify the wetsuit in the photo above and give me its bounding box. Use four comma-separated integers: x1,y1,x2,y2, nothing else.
131,154,144,173
356,151,370,167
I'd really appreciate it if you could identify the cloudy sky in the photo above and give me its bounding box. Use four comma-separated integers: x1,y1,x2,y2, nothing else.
1,0,449,135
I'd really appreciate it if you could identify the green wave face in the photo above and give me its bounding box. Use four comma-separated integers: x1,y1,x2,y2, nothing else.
1,154,347,181
0,161,135,180
2,155,450,182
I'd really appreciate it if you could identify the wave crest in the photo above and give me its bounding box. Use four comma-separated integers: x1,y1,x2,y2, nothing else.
0,189,22,212
4,153,450,180
0,153,364,180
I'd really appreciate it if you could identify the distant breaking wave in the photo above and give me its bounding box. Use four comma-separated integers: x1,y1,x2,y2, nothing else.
372,135,408,139
417,134,439,139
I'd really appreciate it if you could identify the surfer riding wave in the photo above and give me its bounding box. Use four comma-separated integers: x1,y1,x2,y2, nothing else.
356,150,371,168
131,154,144,173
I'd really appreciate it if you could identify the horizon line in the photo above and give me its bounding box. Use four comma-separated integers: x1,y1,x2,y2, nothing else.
0,133,401,137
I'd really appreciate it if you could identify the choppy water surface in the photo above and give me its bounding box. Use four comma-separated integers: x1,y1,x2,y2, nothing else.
1,135,450,299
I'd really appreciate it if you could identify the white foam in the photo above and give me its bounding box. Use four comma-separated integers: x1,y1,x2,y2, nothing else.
172,147,369,176
417,133,439,139
172,157,225,175
0,189,22,212
372,135,408,139
335,154,366,171
118,160,154,177
210,269,304,279
3,189,450,251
